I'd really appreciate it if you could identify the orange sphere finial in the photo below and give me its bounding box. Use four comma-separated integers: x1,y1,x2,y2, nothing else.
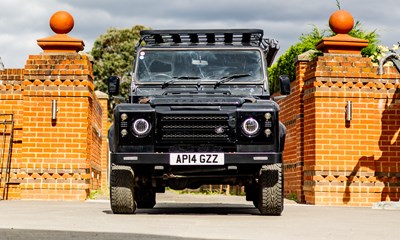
49,11,74,34
329,10,354,34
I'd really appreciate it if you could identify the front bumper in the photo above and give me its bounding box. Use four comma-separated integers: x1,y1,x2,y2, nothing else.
111,152,282,165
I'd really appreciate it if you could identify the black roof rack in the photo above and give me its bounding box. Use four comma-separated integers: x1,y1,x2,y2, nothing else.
138,29,280,66
140,29,264,46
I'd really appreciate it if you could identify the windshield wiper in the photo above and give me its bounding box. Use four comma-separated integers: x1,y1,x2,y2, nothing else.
161,76,201,89
161,79,179,89
175,76,201,80
214,73,251,88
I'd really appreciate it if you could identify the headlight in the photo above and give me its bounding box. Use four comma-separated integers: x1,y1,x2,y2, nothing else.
132,118,151,137
241,118,260,136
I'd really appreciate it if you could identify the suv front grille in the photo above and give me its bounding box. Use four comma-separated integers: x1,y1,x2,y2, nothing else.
163,133,230,139
157,113,235,143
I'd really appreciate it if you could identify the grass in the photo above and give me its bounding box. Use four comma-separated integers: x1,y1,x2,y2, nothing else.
88,189,109,200
288,192,298,202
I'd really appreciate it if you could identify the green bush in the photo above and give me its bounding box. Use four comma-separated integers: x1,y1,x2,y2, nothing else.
268,23,379,94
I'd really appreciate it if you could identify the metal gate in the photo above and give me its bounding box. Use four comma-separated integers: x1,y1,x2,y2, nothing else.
0,113,14,200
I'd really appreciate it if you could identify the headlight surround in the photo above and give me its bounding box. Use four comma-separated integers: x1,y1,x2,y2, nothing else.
131,118,151,137
241,118,260,137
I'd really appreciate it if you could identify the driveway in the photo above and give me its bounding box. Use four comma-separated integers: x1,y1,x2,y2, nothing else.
0,191,399,240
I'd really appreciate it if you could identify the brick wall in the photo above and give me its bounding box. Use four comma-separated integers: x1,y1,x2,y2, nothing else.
280,53,400,206
0,54,109,200
96,91,109,193
88,94,104,191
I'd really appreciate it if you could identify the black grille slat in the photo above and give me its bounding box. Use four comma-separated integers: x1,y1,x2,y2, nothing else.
162,116,228,121
163,124,228,129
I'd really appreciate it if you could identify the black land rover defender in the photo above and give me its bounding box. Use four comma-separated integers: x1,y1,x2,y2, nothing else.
108,29,290,215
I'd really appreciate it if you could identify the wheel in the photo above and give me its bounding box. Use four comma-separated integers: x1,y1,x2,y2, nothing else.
110,165,136,214
257,163,284,216
135,186,156,209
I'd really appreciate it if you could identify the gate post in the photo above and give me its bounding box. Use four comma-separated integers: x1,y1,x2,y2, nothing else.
19,11,103,200
300,10,400,206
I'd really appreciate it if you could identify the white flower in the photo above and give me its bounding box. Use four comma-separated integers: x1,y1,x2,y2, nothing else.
378,45,389,53
370,43,400,63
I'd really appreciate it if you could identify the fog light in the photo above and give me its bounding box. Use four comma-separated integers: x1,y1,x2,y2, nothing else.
264,113,272,120
121,129,128,137
121,113,128,121
264,128,272,137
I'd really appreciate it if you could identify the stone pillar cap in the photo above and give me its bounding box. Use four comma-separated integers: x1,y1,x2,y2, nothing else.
37,11,84,53
316,10,368,54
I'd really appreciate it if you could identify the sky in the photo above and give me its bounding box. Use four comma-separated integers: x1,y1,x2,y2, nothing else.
1,0,399,68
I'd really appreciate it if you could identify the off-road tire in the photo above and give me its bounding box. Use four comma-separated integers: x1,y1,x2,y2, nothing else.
258,163,283,216
110,165,136,214
135,187,156,209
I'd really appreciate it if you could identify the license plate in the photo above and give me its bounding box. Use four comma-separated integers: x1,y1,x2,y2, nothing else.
170,153,224,165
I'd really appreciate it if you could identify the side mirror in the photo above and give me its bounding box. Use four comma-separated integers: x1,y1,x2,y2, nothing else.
279,75,291,96
108,76,120,96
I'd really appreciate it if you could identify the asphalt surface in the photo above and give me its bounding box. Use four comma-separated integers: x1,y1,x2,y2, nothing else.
0,191,399,240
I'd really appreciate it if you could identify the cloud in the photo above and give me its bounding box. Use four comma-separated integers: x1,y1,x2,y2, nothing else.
0,0,399,68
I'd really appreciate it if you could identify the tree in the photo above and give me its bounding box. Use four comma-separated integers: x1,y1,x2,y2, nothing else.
91,25,150,97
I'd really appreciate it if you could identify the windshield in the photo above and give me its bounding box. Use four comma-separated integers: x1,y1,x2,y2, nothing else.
136,49,264,83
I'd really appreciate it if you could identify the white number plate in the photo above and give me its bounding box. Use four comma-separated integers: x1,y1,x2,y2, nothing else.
170,153,224,165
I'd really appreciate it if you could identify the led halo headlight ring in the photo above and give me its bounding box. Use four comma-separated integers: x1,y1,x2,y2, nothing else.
131,118,151,137
241,117,260,137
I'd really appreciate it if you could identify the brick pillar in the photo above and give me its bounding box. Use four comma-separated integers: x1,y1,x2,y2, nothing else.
16,11,99,200
279,10,400,206
298,10,400,206
21,53,95,200
302,54,384,206
1,11,108,200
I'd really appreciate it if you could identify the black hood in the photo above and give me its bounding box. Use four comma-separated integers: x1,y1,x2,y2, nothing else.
149,96,246,107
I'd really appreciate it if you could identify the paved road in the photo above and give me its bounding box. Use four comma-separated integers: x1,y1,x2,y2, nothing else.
0,191,399,240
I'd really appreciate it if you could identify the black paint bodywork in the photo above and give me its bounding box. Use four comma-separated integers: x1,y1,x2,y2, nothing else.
109,29,288,188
